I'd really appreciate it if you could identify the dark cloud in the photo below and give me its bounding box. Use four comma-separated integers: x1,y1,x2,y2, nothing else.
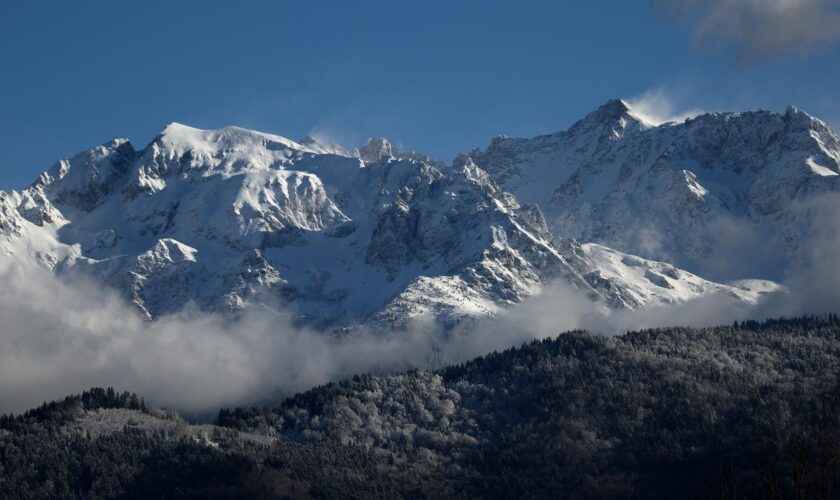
656,0,840,61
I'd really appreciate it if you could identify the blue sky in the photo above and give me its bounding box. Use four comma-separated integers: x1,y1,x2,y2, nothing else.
1,0,839,188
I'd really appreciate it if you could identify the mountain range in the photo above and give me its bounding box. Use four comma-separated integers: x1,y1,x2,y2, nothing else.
3,99,837,328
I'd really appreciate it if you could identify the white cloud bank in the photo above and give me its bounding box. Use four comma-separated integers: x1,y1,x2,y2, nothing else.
2,194,840,415
0,266,440,415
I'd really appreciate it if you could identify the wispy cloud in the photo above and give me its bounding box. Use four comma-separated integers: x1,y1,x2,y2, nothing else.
656,0,840,62
626,87,705,125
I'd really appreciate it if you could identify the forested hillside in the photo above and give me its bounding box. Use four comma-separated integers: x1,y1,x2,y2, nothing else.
3,316,839,498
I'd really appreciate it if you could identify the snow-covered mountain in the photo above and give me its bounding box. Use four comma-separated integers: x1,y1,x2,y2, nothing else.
470,99,840,281
0,122,766,328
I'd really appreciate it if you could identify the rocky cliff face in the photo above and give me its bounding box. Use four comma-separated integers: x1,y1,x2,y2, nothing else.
0,117,777,327
470,99,840,281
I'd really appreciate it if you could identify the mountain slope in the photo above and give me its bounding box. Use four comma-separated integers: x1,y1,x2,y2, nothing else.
470,99,840,281
0,123,761,327
3,317,839,498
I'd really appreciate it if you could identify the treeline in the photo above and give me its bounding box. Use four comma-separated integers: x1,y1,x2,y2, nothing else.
217,314,840,498
0,387,146,432
730,313,840,330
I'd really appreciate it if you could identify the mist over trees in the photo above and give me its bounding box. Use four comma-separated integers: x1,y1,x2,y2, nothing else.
2,316,839,498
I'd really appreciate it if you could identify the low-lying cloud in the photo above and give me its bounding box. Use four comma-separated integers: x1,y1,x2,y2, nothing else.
656,0,840,61
0,265,441,415
0,261,743,416
2,194,840,416
446,282,759,365
0,261,751,416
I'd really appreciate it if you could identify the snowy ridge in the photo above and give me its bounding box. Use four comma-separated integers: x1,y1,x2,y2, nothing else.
470,99,840,281
580,243,779,305
0,118,783,327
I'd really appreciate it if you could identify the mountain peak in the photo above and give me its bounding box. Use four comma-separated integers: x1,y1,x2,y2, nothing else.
784,105,816,123
592,98,653,125
154,122,203,146
569,98,651,139
359,137,394,163
160,121,199,134
298,135,351,156
783,104,824,126
783,105,840,141
151,123,308,157
599,98,632,116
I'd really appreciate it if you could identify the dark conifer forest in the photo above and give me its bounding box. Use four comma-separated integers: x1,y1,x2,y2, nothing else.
2,316,839,499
